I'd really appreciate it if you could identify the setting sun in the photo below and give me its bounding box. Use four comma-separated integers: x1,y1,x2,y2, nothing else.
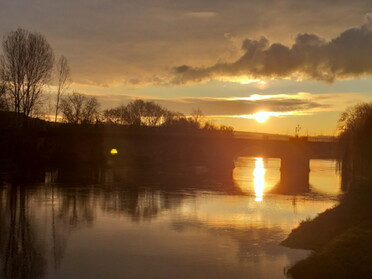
240,111,294,123
254,111,270,123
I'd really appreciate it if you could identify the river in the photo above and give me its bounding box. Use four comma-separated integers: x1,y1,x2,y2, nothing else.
0,158,341,279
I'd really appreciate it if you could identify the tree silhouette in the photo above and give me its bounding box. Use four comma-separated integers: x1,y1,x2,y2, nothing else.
338,103,372,189
0,82,7,110
0,28,54,118
190,108,204,127
54,55,71,123
104,100,168,126
60,92,100,124
103,104,128,125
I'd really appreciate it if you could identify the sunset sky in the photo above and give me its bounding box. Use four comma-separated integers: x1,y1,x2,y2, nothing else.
2,0,372,135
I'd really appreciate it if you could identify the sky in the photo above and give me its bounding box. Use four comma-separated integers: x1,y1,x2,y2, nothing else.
1,0,372,135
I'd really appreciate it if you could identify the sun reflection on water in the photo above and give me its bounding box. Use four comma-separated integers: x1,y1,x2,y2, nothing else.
253,158,266,202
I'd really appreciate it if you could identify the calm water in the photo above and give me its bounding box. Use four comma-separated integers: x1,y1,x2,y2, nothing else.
0,158,341,279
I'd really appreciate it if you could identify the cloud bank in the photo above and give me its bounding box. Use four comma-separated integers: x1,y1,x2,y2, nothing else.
173,14,372,84
98,92,357,117
3,0,372,87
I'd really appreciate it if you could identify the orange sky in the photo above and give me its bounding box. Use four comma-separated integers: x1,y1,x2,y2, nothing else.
1,0,372,135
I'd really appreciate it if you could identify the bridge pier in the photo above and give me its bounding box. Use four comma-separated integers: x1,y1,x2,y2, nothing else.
279,155,310,193
235,136,338,194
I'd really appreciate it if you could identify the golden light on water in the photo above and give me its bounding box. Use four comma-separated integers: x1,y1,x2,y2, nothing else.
253,158,266,202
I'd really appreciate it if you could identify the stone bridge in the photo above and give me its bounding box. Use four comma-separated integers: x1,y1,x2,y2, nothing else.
232,136,339,193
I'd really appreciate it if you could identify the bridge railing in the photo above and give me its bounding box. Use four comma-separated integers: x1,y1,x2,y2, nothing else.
234,132,338,143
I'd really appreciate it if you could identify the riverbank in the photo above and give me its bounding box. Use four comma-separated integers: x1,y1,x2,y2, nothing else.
282,179,372,278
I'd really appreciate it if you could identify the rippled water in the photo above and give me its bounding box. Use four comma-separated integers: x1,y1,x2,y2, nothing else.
0,158,341,279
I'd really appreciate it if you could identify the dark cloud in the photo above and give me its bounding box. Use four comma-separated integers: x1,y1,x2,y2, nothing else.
2,1,372,86
99,94,327,116
164,97,326,115
172,14,372,84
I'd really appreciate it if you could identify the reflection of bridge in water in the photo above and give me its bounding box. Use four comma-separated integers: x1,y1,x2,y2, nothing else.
233,136,339,193
100,130,338,194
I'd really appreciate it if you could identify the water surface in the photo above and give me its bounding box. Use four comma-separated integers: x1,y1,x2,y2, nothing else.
0,158,341,279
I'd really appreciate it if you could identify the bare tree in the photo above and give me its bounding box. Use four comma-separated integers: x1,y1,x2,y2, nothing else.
143,101,167,126
125,99,146,125
60,92,100,124
103,105,128,125
0,82,7,111
60,93,84,124
163,111,184,124
82,96,100,124
190,108,204,126
103,100,169,126
54,55,71,123
0,28,54,118
162,111,189,128
125,100,167,126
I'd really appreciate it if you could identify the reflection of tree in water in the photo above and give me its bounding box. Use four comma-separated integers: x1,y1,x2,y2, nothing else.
0,181,98,279
55,186,96,228
100,187,183,222
0,184,46,279
0,177,187,278
52,184,181,225
53,167,239,223
51,168,238,225
0,171,235,279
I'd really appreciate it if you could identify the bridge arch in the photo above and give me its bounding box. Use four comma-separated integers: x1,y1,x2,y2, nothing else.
233,137,338,194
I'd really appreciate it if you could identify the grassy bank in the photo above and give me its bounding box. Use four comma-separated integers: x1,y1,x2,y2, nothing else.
282,180,372,278
286,228,372,279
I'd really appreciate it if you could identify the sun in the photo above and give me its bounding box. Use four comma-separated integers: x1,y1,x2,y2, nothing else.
254,111,269,123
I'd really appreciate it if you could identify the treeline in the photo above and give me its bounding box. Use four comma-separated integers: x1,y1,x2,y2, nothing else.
0,28,232,133
338,103,372,190
57,92,233,133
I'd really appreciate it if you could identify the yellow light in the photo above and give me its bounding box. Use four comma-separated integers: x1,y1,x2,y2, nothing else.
239,111,296,121
254,111,269,123
240,79,260,85
253,158,266,202
110,148,118,155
